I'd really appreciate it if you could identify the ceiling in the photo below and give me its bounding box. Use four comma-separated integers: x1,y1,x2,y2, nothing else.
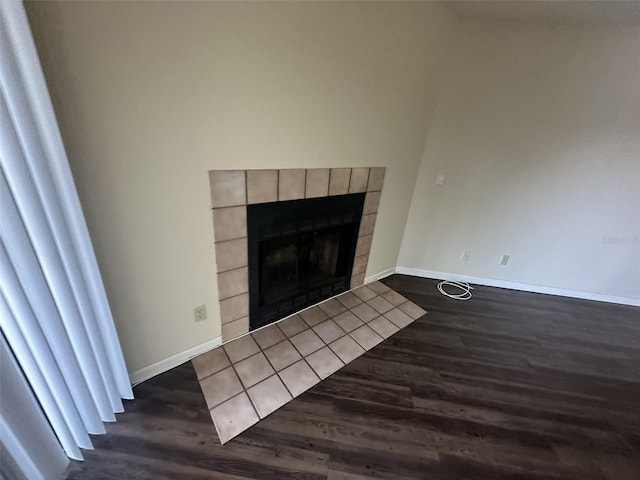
443,1,640,27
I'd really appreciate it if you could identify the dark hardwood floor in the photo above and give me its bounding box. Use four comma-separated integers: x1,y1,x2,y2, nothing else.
64,275,640,479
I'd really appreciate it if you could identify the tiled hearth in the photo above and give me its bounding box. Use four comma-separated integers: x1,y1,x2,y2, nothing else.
192,281,426,444
209,167,385,343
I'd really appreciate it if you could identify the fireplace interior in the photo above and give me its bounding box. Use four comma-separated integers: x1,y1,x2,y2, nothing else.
248,193,365,330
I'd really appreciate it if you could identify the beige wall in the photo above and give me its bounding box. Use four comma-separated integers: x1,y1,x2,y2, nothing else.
399,20,640,299
26,1,454,373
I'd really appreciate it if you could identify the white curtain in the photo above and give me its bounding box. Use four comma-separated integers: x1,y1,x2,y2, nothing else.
1,332,70,479
0,0,133,462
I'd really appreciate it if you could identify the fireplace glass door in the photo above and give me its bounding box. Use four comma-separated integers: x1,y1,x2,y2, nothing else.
247,193,365,330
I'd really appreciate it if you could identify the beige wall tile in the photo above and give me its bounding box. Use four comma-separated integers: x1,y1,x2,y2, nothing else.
368,316,399,338
252,324,285,350
210,392,258,444
367,281,390,295
212,206,247,242
398,301,427,319
278,360,320,397
367,167,385,192
246,375,292,418
355,235,373,257
215,238,247,273
278,169,306,201
209,170,246,208
329,168,351,196
363,191,381,215
317,298,346,318
352,285,377,301
352,254,368,275
332,311,364,333
220,293,248,324
305,169,330,198
263,340,301,371
305,346,343,379
221,316,249,342
217,267,248,300
289,329,324,356
336,291,363,309
349,167,370,193
199,366,243,409
351,303,380,322
381,289,408,306
298,306,328,327
224,334,260,363
247,170,278,204
277,315,307,337
350,324,383,350
384,308,414,328
329,335,365,363
367,295,394,314
192,347,230,380
350,272,365,289
234,352,275,388
312,319,345,344
351,301,379,322
358,214,376,237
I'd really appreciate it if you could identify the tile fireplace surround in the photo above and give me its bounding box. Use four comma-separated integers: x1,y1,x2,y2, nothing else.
209,167,386,343
202,168,427,445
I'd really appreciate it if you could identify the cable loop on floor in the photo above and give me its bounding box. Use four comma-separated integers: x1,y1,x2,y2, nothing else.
437,280,473,300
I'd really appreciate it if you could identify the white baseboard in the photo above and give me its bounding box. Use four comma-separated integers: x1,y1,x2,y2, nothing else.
365,267,396,284
395,267,640,307
129,336,222,387
129,267,637,387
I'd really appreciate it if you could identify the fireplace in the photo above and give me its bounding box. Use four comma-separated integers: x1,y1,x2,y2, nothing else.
208,167,385,342
247,193,365,330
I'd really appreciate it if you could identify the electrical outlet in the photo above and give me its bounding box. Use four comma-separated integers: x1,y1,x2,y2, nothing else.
460,251,471,262
499,254,510,266
435,173,446,186
193,304,207,322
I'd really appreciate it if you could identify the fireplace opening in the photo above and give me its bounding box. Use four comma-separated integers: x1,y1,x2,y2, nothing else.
247,193,365,330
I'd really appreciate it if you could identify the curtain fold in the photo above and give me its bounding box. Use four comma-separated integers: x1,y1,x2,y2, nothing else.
1,331,70,480
0,0,133,462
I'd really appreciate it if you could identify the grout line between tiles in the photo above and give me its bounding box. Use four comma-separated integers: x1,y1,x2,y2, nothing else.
325,341,349,368
274,371,294,399
218,291,248,305
254,328,296,399
275,321,327,387
244,170,248,206
256,318,339,398
194,359,230,385
216,346,261,432
327,169,334,197
302,169,307,200
285,318,339,375
213,235,248,246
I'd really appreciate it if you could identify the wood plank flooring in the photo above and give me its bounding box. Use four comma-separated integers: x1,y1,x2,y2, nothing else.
64,275,640,479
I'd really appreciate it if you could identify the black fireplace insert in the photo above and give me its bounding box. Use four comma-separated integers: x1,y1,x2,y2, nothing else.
247,193,365,330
